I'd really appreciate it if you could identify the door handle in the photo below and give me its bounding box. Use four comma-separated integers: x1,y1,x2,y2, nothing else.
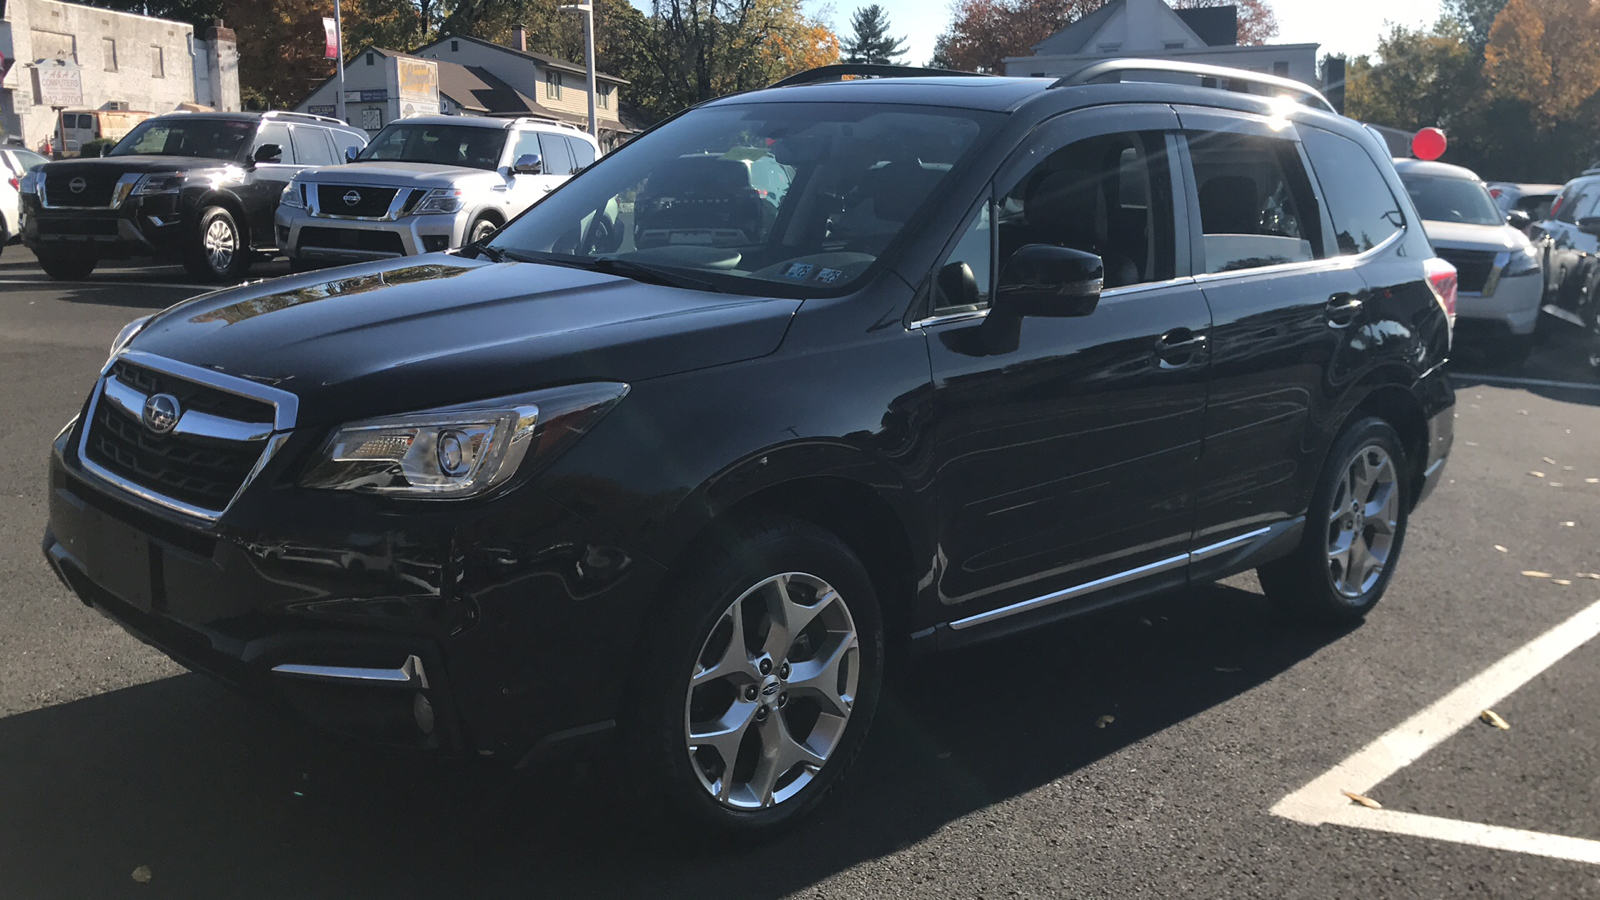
1154,328,1208,369
1324,293,1363,328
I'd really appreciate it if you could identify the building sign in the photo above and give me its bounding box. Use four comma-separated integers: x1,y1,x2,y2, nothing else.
322,18,339,60
395,58,437,102
32,60,82,107
308,104,336,116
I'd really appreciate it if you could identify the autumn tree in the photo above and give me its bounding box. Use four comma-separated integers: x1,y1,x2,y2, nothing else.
1483,0,1600,130
841,4,908,64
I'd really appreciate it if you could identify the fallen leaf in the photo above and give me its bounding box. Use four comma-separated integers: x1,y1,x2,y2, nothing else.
1550,482,1565,487
1564,466,1576,471
1576,573,1600,580
1342,790,1382,809
1562,522,1576,527
1523,571,1552,578
1480,709,1510,730
1213,666,1242,673
1587,479,1600,484
1493,545,1508,553
131,865,153,884
1518,409,1529,415
1465,440,1479,446
1529,471,1546,478
1096,715,1115,729
1554,579,1573,585
1544,456,1558,464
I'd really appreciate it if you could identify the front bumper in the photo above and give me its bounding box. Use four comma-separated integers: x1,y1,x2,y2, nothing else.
43,414,663,762
20,192,187,259
277,205,467,263
1456,269,1543,335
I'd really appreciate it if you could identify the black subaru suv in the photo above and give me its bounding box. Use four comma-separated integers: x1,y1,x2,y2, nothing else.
43,62,1456,833
18,111,366,282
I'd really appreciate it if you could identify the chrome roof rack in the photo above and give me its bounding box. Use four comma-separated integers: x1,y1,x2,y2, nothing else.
1052,58,1336,113
510,116,587,133
769,64,991,89
263,110,348,125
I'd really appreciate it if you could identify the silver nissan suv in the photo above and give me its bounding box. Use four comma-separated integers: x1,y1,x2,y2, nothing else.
275,115,599,268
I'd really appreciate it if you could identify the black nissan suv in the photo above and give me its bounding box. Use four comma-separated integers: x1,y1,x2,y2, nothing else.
18,111,367,281
43,62,1456,833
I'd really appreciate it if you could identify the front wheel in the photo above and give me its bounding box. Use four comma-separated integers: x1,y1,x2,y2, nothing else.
1258,417,1410,625
184,206,252,282
626,516,883,834
466,216,499,247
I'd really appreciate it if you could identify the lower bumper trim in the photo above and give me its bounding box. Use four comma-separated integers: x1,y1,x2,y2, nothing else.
272,655,430,689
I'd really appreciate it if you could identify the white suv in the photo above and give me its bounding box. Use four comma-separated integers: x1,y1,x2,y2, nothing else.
275,115,599,267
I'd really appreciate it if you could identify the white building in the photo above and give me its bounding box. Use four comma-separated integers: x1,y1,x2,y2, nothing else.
0,0,239,153
1004,0,1318,88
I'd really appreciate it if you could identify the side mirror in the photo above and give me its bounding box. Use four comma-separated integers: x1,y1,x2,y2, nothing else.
1507,209,1532,230
994,245,1103,318
513,153,543,175
1578,216,1600,236
344,145,360,162
252,143,283,165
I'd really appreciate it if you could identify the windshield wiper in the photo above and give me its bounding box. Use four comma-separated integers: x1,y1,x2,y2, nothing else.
474,244,508,263
587,257,725,293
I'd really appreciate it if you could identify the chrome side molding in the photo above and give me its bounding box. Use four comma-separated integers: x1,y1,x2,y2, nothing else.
271,654,430,689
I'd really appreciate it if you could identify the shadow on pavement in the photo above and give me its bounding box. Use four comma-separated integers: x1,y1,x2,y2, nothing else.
0,583,1346,899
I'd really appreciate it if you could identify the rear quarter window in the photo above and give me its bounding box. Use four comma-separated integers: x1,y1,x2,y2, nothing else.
567,136,596,169
1301,127,1405,256
538,133,574,175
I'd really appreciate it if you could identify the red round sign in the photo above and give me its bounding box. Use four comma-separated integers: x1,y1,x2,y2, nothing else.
1412,127,1447,161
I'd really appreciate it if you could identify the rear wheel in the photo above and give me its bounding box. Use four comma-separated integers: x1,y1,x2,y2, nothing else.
626,516,883,834
1258,417,1409,625
184,206,252,281
37,248,96,280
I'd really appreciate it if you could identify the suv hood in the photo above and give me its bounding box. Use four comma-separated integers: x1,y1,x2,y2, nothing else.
300,161,499,189
42,155,234,176
126,256,800,426
1422,220,1528,251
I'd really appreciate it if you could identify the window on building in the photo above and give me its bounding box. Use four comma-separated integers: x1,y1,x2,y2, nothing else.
546,71,562,100
451,40,460,51
102,38,117,72
1273,61,1290,77
366,52,375,65
151,46,164,78
598,84,611,109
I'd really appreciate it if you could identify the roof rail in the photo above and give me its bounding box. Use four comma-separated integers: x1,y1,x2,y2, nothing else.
264,110,348,126
510,116,586,133
1052,59,1336,113
769,63,991,89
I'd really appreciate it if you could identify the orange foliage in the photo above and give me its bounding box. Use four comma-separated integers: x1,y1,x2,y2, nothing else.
1484,0,1600,127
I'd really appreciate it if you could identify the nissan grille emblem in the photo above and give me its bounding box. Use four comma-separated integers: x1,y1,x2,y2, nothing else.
69,177,87,194
343,190,362,207
141,393,181,435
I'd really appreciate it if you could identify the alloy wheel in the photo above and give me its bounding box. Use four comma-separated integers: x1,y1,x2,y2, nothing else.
204,218,236,273
1326,444,1400,599
685,572,859,810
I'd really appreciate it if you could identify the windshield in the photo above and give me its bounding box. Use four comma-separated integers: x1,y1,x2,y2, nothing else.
356,123,507,169
487,102,997,296
110,118,255,160
1401,174,1504,226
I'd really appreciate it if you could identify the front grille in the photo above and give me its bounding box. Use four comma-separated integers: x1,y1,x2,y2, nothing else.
1436,248,1498,293
44,171,120,207
317,185,399,219
38,217,119,236
109,360,274,424
84,398,263,512
298,227,406,256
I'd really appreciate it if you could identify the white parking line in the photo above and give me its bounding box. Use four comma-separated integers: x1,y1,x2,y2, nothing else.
1450,372,1600,392
1273,596,1600,865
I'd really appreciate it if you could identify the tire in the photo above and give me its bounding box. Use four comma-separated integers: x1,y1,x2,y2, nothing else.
37,248,96,280
1258,417,1410,625
184,206,252,282
624,515,884,834
466,216,499,247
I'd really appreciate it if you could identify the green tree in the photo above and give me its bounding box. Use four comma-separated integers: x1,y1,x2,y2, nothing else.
841,4,907,65
1443,0,1509,54
1343,20,1475,133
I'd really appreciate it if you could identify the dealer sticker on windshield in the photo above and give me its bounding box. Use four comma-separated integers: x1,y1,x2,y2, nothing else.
780,263,815,279
814,268,845,283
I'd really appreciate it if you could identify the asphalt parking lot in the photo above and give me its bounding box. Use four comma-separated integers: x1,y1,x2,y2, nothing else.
3,246,1600,898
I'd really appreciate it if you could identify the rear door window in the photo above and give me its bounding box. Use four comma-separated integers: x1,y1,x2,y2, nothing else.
255,123,295,164
1184,130,1321,273
538,133,574,176
290,126,336,166
1300,127,1405,256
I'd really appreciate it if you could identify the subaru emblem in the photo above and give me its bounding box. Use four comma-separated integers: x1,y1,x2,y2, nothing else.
343,190,361,206
70,176,87,193
141,393,181,435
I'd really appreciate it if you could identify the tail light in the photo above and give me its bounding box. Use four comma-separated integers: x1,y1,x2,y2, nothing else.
6,176,16,191
1551,196,1564,217
1425,257,1457,339
1489,187,1503,199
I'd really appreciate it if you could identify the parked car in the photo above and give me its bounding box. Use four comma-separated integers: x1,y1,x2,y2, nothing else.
1529,171,1600,348
275,116,599,268
632,150,792,250
1488,181,1562,234
18,111,368,281
44,61,1454,834
54,108,154,158
1395,159,1542,365
0,147,49,255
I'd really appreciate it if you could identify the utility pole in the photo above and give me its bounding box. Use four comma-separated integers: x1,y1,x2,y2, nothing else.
334,0,347,123
558,3,598,140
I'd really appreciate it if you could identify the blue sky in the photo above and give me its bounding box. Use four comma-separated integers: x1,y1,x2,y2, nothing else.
627,0,1448,67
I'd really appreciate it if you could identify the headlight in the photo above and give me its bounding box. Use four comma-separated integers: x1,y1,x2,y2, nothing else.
411,188,464,215
109,315,153,360
301,382,629,498
131,172,185,195
18,170,41,195
280,182,306,209
1504,243,1540,278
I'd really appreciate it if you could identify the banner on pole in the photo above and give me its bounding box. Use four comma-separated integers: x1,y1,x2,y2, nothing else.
323,17,338,59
